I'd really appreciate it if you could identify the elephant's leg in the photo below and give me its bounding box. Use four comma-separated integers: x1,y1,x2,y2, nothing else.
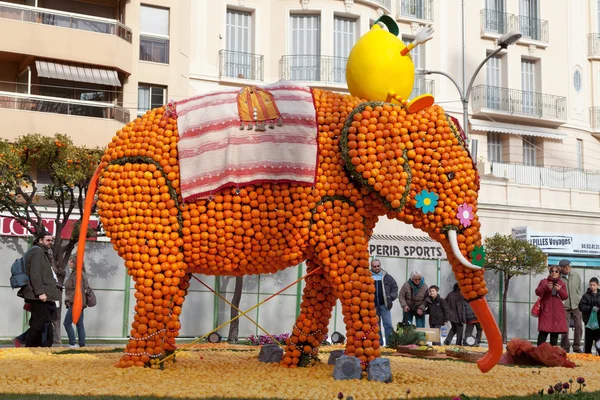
103,161,186,367
282,259,335,368
316,199,380,370
163,271,192,354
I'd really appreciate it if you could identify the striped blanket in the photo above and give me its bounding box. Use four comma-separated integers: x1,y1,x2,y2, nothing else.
175,81,318,202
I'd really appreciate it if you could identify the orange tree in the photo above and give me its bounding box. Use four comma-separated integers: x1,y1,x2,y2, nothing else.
484,233,547,343
0,133,102,341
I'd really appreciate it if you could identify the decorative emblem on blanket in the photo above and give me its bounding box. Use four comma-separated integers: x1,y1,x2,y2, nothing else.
237,86,283,131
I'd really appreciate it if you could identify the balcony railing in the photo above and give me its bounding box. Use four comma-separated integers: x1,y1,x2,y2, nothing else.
480,9,515,35
365,0,392,10
219,50,264,81
0,91,130,124
590,107,600,129
471,85,566,120
397,0,433,21
410,78,434,99
588,34,600,57
0,1,132,43
280,55,348,84
515,15,548,42
490,162,600,192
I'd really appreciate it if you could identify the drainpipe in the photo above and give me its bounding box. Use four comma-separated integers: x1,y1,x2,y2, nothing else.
462,0,468,137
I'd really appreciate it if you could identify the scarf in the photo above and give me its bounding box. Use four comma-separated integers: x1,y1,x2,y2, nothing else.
408,277,425,296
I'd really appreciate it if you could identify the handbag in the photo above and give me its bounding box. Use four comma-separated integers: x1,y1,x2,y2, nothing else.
85,288,97,308
586,310,599,330
531,297,542,318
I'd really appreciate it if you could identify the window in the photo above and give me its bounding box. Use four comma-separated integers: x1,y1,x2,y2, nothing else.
576,139,583,169
485,0,506,33
486,55,502,109
140,5,169,64
402,0,426,19
523,137,536,166
333,16,356,83
403,36,426,98
521,59,536,114
487,132,502,163
289,15,320,81
519,0,540,40
225,9,254,79
573,70,582,92
138,85,166,115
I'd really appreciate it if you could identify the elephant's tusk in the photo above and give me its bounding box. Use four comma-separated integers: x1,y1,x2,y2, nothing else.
448,230,481,270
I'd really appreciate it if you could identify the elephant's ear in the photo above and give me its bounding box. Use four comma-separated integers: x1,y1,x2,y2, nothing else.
340,101,412,212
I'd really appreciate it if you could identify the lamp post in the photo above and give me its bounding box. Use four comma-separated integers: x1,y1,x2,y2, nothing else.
416,31,522,140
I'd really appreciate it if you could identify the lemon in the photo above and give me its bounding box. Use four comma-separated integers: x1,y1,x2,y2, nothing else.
346,23,414,102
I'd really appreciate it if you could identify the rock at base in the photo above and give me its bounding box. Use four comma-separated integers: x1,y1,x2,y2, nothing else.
333,355,362,380
367,358,392,383
258,344,283,363
328,350,345,365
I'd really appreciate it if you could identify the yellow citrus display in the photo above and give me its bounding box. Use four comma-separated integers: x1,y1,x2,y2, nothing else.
1,346,599,399
345,23,415,102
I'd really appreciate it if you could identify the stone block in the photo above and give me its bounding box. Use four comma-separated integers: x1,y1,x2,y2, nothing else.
258,344,283,363
367,358,392,383
328,350,345,365
333,355,362,380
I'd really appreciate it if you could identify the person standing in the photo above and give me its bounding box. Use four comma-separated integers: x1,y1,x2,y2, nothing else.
64,255,90,348
399,271,429,328
16,232,61,347
444,283,466,346
535,266,568,346
578,277,600,354
559,259,584,353
370,259,398,345
424,285,449,345
463,300,482,346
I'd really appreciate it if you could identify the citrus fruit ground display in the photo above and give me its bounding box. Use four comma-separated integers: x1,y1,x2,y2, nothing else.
78,88,500,371
1,345,599,399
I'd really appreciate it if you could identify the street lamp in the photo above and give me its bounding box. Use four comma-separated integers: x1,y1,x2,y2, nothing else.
416,31,522,141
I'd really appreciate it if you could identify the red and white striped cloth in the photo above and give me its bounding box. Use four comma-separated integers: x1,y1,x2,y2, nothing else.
175,81,318,202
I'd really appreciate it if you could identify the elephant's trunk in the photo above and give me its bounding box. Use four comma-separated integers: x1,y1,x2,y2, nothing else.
439,231,502,373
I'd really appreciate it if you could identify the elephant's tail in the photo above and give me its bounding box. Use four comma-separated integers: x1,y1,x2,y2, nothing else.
72,165,102,324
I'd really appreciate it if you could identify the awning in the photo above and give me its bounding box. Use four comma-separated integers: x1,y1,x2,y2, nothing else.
369,234,446,259
371,234,435,242
35,60,121,87
548,256,600,268
470,119,566,141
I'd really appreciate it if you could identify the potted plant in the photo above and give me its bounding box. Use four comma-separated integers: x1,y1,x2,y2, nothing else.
387,322,427,353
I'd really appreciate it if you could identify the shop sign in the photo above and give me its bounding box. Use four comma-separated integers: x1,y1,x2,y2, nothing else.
512,226,600,256
0,215,98,240
369,237,446,259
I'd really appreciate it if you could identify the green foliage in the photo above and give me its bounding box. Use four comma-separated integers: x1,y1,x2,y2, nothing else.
484,234,547,278
387,323,427,348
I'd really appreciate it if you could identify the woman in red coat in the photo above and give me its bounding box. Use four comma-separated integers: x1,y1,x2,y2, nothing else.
535,266,568,346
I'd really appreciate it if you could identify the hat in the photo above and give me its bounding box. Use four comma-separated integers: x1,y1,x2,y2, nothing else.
558,259,571,267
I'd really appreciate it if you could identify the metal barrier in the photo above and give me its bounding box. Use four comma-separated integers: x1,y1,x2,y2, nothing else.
219,50,264,81
279,55,348,84
490,162,600,192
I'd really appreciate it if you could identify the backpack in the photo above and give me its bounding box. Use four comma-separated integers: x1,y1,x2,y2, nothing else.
10,248,33,289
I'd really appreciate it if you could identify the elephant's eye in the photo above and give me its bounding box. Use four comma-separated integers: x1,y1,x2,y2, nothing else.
447,172,455,180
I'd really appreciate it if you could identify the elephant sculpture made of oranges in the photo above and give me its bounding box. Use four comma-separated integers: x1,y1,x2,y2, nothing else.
73,88,502,373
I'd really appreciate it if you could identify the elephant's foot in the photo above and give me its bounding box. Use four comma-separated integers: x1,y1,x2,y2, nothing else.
282,260,334,368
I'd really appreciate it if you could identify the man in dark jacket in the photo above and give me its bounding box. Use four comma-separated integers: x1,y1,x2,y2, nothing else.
444,283,465,346
425,285,449,343
463,299,482,346
371,259,398,345
17,232,61,347
578,277,600,354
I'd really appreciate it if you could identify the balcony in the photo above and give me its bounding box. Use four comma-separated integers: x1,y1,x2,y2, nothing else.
515,15,548,43
219,50,264,81
397,0,433,22
410,78,434,99
358,0,392,12
487,162,600,193
588,34,600,60
0,2,131,42
480,9,515,37
471,85,566,126
0,1,133,75
280,55,347,87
